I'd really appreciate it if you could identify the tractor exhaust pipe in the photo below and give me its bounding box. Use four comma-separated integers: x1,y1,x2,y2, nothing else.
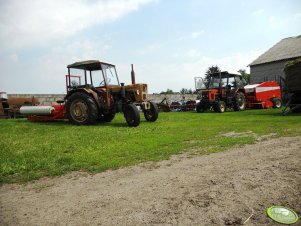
131,64,136,85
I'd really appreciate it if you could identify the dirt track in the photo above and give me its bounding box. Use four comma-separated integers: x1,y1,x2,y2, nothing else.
1,136,301,225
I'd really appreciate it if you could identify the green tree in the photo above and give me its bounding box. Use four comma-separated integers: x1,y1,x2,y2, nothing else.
238,69,250,84
204,65,221,88
160,88,174,94
180,88,193,95
180,88,188,95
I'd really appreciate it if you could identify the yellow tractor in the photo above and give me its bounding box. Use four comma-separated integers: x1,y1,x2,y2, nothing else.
65,60,158,127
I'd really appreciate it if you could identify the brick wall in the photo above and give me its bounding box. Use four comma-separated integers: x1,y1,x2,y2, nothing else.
7,94,198,105
7,94,65,105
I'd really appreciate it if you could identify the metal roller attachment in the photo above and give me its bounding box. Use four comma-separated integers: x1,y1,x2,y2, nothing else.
20,106,54,116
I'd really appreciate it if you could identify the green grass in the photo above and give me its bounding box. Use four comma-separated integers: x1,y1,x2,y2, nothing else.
1,109,300,183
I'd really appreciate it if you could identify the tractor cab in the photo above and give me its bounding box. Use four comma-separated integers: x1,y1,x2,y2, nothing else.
208,72,245,100
195,72,245,91
208,72,245,90
66,60,120,94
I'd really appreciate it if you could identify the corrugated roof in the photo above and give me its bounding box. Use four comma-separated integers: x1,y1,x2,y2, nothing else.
249,35,301,66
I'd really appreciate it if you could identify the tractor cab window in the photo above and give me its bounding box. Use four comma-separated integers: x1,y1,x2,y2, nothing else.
68,69,83,88
220,77,228,87
228,77,236,88
91,70,104,87
195,77,207,90
235,76,245,87
209,76,228,88
101,64,119,86
209,77,220,88
70,76,81,87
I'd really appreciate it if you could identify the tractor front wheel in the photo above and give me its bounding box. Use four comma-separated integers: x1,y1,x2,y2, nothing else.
233,92,246,111
66,92,98,125
124,104,140,127
144,102,159,122
213,101,226,113
196,101,207,113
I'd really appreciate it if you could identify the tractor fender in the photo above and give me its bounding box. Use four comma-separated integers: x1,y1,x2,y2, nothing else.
65,88,100,108
233,88,246,96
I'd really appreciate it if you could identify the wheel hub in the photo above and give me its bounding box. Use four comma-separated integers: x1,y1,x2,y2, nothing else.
71,100,88,122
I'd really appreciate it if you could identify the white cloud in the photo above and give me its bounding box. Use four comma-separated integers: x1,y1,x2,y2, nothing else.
9,53,19,62
294,12,301,19
268,16,277,23
138,44,161,55
191,31,204,39
0,39,113,94
0,0,155,49
173,49,201,58
267,15,284,28
252,9,265,16
175,30,205,42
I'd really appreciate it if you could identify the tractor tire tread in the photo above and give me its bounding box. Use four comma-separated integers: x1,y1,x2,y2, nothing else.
66,92,98,125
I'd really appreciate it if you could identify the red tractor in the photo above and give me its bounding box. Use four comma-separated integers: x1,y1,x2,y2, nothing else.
20,60,159,127
195,71,247,113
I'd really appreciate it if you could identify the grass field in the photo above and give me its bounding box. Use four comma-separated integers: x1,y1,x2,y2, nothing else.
1,109,300,183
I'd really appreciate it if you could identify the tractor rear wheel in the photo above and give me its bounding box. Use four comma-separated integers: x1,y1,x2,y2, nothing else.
213,101,226,113
124,104,140,127
66,92,98,125
144,102,159,122
272,98,282,108
233,92,246,111
196,101,207,113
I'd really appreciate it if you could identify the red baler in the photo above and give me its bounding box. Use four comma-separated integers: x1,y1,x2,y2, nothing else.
244,81,282,109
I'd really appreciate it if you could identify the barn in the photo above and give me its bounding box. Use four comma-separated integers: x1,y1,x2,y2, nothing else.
249,35,301,84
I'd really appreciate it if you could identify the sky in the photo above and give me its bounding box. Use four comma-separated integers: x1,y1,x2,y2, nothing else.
0,0,300,94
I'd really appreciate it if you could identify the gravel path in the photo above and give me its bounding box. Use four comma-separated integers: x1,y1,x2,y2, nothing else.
1,136,301,225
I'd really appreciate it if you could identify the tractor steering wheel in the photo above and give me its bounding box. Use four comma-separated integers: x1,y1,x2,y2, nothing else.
99,80,105,86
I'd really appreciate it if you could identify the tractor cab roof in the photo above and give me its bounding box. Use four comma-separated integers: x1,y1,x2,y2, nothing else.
210,71,241,78
67,60,115,71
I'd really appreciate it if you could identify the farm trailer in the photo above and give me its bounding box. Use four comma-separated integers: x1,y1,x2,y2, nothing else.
0,92,40,118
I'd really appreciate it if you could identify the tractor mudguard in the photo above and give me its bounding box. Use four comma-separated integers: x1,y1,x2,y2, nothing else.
65,88,100,108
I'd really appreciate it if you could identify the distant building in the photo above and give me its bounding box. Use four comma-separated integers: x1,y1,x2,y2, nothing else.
249,35,301,84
